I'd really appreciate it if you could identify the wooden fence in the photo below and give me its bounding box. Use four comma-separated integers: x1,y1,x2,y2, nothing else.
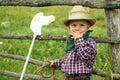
0,0,120,80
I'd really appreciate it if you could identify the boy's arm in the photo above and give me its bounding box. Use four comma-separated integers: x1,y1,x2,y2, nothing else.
52,54,67,67
53,59,63,67
74,37,96,60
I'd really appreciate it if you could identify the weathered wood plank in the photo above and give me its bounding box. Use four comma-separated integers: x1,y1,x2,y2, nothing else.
0,70,64,80
0,52,44,66
0,69,120,80
0,0,120,9
1,34,120,43
104,0,120,77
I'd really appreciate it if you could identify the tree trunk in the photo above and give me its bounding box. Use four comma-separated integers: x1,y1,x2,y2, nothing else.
104,0,120,80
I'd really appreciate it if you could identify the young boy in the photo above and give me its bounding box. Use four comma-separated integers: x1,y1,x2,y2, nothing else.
49,5,97,80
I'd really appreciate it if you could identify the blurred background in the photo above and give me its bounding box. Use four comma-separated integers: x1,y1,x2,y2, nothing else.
0,0,115,80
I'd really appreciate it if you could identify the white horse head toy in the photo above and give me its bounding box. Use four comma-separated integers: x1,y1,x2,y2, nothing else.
30,12,55,35
20,12,55,80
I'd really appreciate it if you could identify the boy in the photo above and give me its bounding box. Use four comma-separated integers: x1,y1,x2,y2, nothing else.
49,5,97,80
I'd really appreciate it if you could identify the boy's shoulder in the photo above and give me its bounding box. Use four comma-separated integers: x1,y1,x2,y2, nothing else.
86,37,95,42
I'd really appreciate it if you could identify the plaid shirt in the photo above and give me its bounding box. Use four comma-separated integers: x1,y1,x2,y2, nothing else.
53,37,97,75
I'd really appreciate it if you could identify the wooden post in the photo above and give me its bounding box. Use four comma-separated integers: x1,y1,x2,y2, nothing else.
104,0,120,79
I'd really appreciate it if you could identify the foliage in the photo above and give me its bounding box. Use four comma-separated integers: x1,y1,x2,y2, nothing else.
0,6,111,80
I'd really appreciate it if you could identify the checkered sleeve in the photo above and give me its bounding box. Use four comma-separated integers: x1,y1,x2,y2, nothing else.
53,54,67,67
74,37,96,60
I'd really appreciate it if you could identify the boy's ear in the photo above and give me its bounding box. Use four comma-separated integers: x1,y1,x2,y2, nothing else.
87,24,91,28
86,20,91,28
67,25,70,29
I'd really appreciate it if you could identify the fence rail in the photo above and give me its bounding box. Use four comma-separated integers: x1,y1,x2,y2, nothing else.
0,70,63,80
0,0,120,9
0,34,120,43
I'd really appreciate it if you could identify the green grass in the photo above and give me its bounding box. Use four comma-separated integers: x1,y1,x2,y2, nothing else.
0,6,112,80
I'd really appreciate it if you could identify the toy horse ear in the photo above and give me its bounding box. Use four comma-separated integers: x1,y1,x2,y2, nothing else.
30,12,43,35
30,12,55,35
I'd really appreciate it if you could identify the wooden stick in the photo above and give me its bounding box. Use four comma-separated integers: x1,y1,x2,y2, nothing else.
20,35,36,80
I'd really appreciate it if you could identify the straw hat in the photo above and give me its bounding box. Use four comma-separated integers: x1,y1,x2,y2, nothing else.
63,5,96,26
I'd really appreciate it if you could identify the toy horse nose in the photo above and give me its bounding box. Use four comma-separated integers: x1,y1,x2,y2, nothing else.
42,16,55,25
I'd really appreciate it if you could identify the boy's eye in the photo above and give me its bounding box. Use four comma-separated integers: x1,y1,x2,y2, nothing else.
71,24,77,27
80,24,84,26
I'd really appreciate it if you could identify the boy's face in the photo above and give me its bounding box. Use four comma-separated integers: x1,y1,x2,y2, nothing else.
68,20,90,34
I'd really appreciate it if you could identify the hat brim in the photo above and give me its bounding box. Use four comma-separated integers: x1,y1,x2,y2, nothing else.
63,19,96,27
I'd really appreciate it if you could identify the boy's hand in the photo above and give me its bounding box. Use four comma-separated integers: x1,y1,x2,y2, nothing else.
49,60,54,67
71,30,86,39
46,60,54,67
